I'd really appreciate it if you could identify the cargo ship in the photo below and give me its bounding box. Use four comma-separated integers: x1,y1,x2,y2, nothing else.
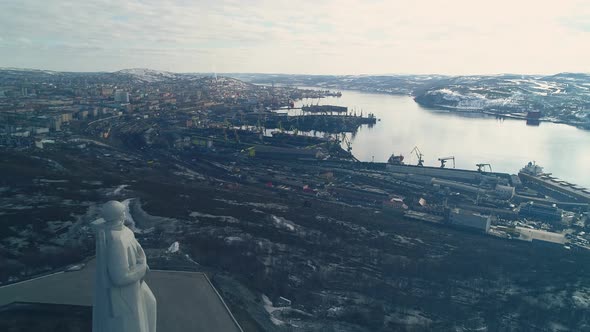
518,162,590,204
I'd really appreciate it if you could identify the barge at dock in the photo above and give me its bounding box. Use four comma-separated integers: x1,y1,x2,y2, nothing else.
301,105,348,114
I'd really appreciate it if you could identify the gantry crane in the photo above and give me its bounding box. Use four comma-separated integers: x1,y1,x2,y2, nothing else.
476,163,492,173
341,133,353,154
438,156,455,168
277,121,284,133
410,146,425,166
289,126,299,136
233,129,241,144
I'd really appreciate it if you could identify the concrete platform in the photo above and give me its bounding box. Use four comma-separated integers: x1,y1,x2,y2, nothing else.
0,260,243,332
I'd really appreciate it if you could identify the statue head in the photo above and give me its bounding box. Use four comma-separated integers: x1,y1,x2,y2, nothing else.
101,200,125,226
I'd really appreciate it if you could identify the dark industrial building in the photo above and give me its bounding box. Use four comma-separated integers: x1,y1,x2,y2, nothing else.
518,202,563,222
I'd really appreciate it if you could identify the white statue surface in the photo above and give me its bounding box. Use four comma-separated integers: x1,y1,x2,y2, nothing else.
92,200,157,332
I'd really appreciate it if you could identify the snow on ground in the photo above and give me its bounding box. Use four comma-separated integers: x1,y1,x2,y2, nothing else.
116,68,177,82
430,88,464,101
270,215,296,232
572,289,590,308
189,211,239,223
384,309,433,327
532,80,559,91
393,234,415,246
548,322,571,331
167,241,180,253
326,306,344,318
224,236,244,244
214,198,288,211
30,157,66,171
174,164,206,180
262,294,287,326
110,184,129,196
505,79,527,85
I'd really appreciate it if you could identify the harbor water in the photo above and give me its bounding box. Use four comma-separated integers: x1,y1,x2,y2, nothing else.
295,90,590,188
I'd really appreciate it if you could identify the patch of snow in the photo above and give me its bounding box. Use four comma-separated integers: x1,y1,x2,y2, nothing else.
184,253,200,265
167,241,180,253
174,164,206,180
270,215,296,232
326,306,344,318
189,211,239,223
572,289,590,308
116,68,177,82
110,184,129,196
224,236,244,244
393,234,414,245
430,88,464,101
385,309,433,327
548,322,570,331
532,80,558,91
65,263,85,272
214,198,289,211
262,294,286,326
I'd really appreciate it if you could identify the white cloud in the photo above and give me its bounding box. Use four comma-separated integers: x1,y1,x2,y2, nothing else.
0,0,589,74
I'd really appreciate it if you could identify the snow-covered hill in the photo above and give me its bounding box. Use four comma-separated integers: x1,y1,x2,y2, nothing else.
114,68,180,82
413,74,590,123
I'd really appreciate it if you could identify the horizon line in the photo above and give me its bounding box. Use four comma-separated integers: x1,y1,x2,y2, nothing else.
1,66,589,77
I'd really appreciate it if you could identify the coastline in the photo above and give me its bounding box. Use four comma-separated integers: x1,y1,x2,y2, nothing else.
412,100,590,131
290,85,590,131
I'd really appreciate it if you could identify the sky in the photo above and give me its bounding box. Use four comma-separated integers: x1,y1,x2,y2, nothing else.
0,0,589,75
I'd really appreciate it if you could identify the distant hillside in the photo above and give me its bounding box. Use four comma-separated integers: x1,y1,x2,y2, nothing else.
413,74,590,125
229,73,590,129
0,68,210,85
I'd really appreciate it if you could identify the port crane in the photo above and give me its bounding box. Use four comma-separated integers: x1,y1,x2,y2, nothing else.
277,121,284,133
438,156,455,168
233,129,241,144
342,133,353,154
289,126,299,136
222,119,230,142
256,118,264,142
410,146,425,166
476,163,492,173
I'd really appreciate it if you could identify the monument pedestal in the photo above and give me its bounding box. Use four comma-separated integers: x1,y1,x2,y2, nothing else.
0,260,243,332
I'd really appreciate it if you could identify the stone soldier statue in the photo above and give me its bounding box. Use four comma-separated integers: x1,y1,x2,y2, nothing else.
92,200,157,332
